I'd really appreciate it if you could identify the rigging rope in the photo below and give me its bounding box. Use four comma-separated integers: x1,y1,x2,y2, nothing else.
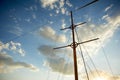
101,46,115,75
78,42,90,80
97,40,116,80
75,28,101,77
89,26,116,80
46,69,50,80
74,29,90,80
56,31,72,80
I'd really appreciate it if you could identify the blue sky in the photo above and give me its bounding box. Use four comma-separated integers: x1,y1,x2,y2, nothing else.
0,0,120,80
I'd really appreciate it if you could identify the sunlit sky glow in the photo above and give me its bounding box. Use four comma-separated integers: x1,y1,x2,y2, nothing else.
0,0,120,80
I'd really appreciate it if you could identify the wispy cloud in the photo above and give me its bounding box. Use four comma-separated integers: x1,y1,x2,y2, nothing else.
9,27,23,36
102,14,109,20
49,13,53,16
0,53,39,73
48,20,53,24
104,4,113,12
38,26,67,43
25,18,31,22
32,14,36,19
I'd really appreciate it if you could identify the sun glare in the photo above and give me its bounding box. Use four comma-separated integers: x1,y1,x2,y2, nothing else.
93,77,106,80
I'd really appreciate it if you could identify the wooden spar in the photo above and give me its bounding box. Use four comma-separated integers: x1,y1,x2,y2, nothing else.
70,11,78,80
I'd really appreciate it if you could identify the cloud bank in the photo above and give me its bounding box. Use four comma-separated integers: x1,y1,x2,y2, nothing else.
0,41,39,73
39,45,73,74
0,53,39,73
38,26,67,43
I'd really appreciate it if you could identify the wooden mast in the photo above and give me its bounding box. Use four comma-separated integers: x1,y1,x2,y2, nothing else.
70,11,78,80
53,1,99,80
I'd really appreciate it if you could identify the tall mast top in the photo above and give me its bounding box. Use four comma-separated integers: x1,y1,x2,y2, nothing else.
54,0,99,80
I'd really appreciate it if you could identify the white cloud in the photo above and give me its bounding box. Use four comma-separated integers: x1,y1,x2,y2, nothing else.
66,0,72,7
0,53,39,73
56,9,59,14
61,19,68,33
40,0,72,15
59,0,70,15
48,21,53,24
32,14,36,19
104,4,113,12
0,42,9,52
10,41,25,56
88,17,92,22
102,14,109,20
38,26,67,43
40,0,58,9
25,5,38,11
61,7,66,14
59,0,64,8
30,6,33,11
44,59,74,74
25,18,31,22
61,19,66,29
49,13,53,16
9,27,23,36
0,41,25,56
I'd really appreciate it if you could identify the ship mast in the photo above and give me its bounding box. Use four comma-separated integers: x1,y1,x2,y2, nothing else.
70,11,78,80
54,1,99,80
